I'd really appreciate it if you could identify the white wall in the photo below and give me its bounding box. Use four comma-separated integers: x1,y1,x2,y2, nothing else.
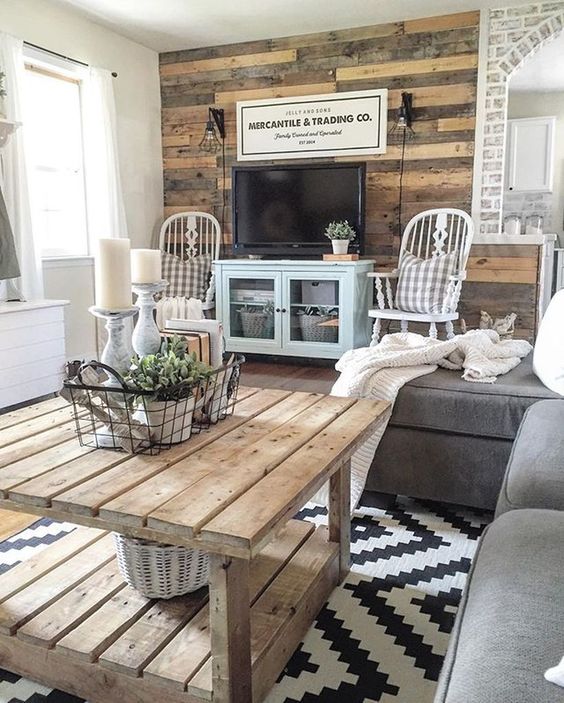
0,0,163,358
506,91,564,242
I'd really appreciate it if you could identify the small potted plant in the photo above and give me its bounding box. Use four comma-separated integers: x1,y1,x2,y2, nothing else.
298,305,339,343
124,335,213,443
324,220,356,255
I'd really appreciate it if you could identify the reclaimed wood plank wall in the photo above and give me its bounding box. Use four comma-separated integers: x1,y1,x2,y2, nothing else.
159,10,540,340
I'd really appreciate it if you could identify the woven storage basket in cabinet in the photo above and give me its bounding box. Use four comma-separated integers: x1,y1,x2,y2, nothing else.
299,314,338,343
239,310,268,338
113,533,209,599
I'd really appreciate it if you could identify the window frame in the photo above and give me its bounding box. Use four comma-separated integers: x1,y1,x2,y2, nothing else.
23,48,91,261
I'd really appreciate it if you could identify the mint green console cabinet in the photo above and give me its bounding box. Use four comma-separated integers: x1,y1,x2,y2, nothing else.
214,259,375,359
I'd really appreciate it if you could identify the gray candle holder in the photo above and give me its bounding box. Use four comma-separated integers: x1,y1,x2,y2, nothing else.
89,306,137,376
131,280,167,357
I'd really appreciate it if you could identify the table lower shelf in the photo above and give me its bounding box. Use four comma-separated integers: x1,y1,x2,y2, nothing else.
0,519,339,703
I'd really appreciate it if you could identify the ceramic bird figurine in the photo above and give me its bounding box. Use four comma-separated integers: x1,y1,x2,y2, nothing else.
479,310,517,340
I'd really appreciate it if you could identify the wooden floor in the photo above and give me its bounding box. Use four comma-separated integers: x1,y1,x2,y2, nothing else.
240,360,338,394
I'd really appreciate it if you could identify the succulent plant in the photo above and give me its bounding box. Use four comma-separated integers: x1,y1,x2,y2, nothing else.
124,334,213,401
324,220,356,241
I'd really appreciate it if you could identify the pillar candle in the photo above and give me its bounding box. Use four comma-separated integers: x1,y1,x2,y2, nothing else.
95,238,133,310
131,249,162,284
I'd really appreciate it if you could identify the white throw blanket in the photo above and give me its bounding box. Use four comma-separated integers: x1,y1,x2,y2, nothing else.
313,330,532,509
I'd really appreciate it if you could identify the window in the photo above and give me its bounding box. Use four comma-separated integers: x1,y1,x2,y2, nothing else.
24,64,89,258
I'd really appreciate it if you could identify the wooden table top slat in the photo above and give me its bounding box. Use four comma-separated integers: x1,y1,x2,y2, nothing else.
146,395,356,539
0,396,68,431
0,422,79,470
44,388,290,517
98,589,209,677
7,448,131,507
0,387,262,477
0,526,103,605
17,559,125,648
0,389,390,559
0,534,115,635
200,399,391,554
0,405,80,449
186,660,212,700
56,584,153,662
0,440,93,496
96,390,316,527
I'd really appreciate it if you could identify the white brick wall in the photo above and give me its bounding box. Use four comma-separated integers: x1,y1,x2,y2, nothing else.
479,2,564,235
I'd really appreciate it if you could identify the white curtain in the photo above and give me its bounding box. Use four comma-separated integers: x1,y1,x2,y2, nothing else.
82,66,128,240
0,32,43,300
81,67,129,354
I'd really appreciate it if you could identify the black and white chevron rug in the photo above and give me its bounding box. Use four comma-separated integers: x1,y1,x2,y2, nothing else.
0,495,491,703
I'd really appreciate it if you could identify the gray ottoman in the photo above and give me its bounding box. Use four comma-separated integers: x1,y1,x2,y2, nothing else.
435,509,564,703
366,355,559,509
496,399,564,517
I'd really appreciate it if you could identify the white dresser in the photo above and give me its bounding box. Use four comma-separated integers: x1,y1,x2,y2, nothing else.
0,299,68,410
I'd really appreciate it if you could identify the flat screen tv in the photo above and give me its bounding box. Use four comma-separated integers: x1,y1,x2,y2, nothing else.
232,163,365,257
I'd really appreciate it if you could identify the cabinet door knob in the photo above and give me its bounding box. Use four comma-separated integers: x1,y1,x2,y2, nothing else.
275,307,281,313
281,308,287,313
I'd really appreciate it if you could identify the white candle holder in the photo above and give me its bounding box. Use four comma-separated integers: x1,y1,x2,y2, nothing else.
89,306,137,376
131,280,167,357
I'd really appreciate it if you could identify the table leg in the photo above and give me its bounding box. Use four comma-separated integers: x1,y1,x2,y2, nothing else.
328,458,351,582
209,553,253,703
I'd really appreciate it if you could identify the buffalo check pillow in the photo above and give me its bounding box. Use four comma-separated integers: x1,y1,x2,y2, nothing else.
161,252,212,300
395,251,457,314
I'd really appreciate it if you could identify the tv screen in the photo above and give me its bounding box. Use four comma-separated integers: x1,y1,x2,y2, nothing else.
232,163,365,256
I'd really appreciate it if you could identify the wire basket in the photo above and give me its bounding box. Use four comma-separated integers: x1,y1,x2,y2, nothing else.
62,354,244,455
298,314,338,343
113,533,208,599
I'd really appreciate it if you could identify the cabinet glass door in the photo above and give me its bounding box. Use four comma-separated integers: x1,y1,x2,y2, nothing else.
225,275,278,343
286,276,341,346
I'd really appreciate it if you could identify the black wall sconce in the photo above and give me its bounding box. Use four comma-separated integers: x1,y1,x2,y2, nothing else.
199,106,227,255
199,107,226,153
388,92,415,142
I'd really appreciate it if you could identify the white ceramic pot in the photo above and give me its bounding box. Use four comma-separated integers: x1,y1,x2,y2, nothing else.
133,395,196,444
331,240,349,255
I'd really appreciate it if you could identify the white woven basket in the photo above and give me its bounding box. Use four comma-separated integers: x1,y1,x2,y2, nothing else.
113,533,209,599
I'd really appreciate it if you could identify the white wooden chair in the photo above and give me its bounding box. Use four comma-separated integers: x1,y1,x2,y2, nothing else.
368,208,474,344
158,211,221,312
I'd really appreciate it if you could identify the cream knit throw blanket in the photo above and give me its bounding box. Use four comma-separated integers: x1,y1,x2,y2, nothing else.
312,330,532,509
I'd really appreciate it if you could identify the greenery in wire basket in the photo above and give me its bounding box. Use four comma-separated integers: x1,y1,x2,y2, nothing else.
324,220,356,241
124,335,213,401
298,305,339,317
0,72,5,99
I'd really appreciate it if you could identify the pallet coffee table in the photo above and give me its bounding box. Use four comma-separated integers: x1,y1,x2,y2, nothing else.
0,387,390,703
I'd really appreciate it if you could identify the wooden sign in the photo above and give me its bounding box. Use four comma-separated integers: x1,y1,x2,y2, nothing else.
237,89,388,161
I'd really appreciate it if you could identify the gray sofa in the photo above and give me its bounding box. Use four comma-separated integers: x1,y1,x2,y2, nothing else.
435,400,564,703
367,354,559,509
